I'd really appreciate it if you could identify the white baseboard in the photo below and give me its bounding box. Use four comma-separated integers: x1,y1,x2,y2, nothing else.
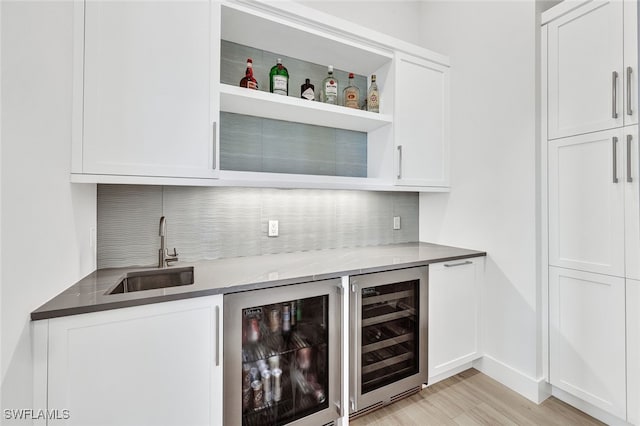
473,355,549,404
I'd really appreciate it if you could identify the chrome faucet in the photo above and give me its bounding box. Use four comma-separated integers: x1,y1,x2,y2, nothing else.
158,216,178,268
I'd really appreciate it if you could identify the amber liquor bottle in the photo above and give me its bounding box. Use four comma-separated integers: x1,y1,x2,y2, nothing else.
239,58,258,90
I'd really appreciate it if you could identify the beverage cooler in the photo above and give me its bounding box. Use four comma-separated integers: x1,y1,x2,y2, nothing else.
224,279,342,425
349,267,428,416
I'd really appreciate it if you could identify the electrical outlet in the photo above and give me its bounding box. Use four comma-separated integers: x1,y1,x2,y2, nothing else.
393,216,401,230
268,220,279,237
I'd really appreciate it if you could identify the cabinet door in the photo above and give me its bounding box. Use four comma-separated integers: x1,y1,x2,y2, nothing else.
548,129,625,277
628,279,640,425
623,0,638,126
76,1,219,179
625,126,640,280
48,296,223,426
549,267,626,419
394,53,449,188
428,258,481,383
547,0,624,139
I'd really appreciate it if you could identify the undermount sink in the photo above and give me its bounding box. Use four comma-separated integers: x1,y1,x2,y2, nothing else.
108,267,194,295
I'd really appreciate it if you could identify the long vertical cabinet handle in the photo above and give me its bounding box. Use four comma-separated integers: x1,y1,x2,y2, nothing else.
628,67,634,116
397,145,403,180
628,134,634,183
613,71,619,119
350,283,358,414
613,136,619,183
215,305,220,366
212,122,217,170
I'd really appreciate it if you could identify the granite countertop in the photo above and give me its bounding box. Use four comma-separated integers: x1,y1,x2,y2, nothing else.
31,242,485,320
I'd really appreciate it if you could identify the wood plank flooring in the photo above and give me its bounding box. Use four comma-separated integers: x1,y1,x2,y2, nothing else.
350,369,605,425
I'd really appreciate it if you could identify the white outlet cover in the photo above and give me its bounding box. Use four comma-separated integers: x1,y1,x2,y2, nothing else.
393,216,401,230
268,220,279,237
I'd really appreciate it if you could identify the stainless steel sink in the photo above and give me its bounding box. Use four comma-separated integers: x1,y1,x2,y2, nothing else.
108,267,194,294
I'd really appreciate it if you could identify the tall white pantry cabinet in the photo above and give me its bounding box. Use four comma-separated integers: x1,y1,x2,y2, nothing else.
542,1,639,423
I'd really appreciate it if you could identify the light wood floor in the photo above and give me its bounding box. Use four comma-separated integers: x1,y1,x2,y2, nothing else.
350,369,605,425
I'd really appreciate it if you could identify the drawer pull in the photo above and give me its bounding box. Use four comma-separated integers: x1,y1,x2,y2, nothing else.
444,260,472,268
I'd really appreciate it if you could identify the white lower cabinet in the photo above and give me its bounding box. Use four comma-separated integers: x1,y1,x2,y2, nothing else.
428,258,482,383
628,279,640,425
46,295,223,426
549,266,626,419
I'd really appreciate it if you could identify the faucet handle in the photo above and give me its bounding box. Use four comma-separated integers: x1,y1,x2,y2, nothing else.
169,248,178,257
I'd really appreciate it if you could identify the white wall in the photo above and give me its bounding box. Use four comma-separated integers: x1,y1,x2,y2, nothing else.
418,1,541,400
298,0,422,45
0,1,96,420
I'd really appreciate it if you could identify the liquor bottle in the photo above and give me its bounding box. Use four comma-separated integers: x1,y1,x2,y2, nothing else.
343,73,360,109
301,78,315,100
367,74,379,113
239,58,258,90
322,65,338,105
269,58,289,96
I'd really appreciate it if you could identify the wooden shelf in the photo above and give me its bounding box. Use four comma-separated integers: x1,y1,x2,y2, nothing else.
219,84,392,132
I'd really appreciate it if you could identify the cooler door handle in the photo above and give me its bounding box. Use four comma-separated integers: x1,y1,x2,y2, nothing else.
215,305,220,366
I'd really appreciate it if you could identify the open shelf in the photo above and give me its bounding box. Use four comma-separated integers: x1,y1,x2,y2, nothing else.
220,84,392,132
221,3,393,77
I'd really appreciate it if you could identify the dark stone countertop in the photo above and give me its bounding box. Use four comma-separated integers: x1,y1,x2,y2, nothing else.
31,242,485,320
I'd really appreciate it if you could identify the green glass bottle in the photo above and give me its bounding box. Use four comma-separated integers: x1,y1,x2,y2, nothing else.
269,58,289,96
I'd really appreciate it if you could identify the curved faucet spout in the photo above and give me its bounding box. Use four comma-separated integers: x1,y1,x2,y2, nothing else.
158,216,178,268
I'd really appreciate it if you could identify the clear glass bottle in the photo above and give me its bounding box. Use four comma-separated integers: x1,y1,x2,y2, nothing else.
321,65,338,105
343,72,360,109
301,78,315,100
269,58,289,96
367,74,380,113
239,58,258,90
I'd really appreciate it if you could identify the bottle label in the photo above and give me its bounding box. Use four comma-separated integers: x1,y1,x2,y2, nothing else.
345,91,359,108
368,92,379,110
273,75,288,95
248,81,258,90
302,87,315,100
325,81,338,97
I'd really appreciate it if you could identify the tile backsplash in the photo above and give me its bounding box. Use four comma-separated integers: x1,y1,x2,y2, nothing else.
97,185,419,269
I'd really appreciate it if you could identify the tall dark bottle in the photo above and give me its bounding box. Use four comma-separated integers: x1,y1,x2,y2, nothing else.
301,78,315,100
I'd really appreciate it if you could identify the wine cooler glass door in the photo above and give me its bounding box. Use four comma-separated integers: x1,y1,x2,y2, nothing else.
224,279,342,426
350,267,428,413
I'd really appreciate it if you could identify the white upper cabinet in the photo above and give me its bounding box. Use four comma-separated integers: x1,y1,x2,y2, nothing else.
548,128,626,277
623,0,638,126
546,0,624,139
72,1,220,182
71,0,450,191
394,53,450,188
